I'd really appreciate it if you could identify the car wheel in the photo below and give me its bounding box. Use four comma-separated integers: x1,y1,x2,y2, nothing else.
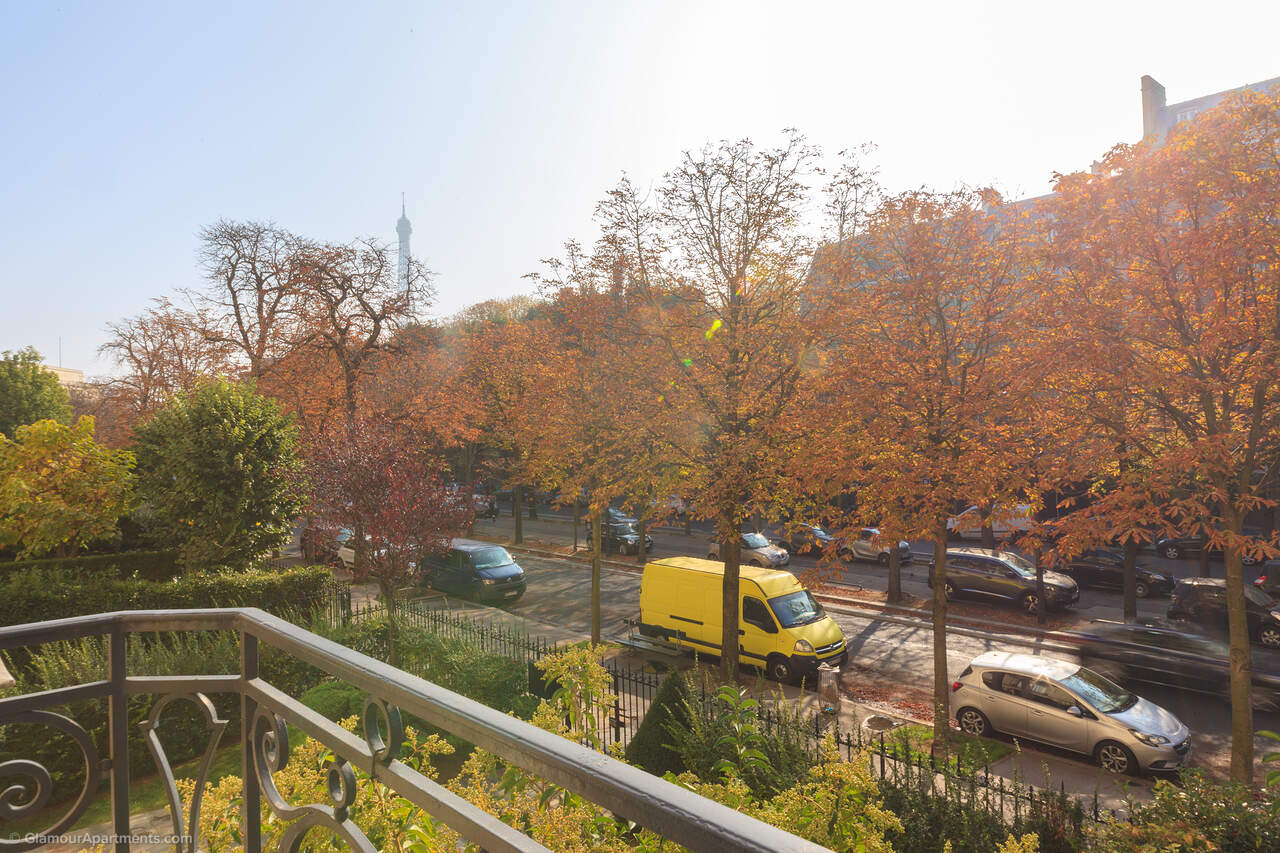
877,552,890,567
766,654,793,683
1134,581,1150,599
1162,544,1181,560
1095,740,1136,775
956,707,992,737
707,552,718,560
1258,625,1280,648
943,581,956,601
752,559,767,568
1021,593,1040,615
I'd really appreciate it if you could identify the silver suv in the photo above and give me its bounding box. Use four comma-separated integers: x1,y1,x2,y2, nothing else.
952,652,1190,774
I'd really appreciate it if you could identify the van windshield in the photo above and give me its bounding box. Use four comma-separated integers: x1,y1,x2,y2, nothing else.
768,591,825,628
471,547,513,570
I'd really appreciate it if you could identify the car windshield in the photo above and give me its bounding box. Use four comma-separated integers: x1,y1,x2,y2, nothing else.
742,532,770,549
768,591,825,627
1002,553,1037,577
1062,667,1138,714
471,547,513,570
1087,549,1123,565
1245,586,1273,607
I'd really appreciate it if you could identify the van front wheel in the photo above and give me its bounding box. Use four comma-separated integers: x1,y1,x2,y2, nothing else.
766,654,794,683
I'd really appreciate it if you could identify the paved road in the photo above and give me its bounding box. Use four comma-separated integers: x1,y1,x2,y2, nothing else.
484,545,1280,776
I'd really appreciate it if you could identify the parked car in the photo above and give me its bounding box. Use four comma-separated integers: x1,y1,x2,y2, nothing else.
929,547,1079,614
946,504,1033,541
334,530,415,575
640,556,846,682
708,531,790,568
1056,548,1175,598
1167,577,1280,647
472,492,498,519
586,520,653,555
776,523,836,557
840,527,912,566
423,539,526,604
1152,527,1264,564
951,651,1191,774
1073,619,1280,710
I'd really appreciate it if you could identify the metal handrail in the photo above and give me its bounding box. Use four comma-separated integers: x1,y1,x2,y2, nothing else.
0,608,830,853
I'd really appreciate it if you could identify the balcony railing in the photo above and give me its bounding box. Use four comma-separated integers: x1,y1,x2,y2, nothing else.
0,608,828,853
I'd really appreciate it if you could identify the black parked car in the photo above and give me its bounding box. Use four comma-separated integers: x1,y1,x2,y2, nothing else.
1167,577,1280,647
1075,619,1280,710
1152,528,1264,564
1056,548,1175,598
424,540,526,604
586,520,653,555
929,547,1079,615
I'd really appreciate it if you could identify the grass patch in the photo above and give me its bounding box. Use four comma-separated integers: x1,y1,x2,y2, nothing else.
888,723,1013,774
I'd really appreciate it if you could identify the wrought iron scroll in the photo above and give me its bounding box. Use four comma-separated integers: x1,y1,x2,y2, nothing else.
0,711,101,852
140,693,228,853
362,697,404,769
251,709,376,853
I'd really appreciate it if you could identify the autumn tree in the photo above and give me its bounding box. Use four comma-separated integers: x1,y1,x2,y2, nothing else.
1049,88,1280,783
0,416,135,557
132,378,303,572
540,134,836,680
303,417,470,664
810,189,1040,740
0,347,71,438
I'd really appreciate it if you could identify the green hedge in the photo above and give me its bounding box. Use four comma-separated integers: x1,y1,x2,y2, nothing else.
0,550,181,582
0,564,336,628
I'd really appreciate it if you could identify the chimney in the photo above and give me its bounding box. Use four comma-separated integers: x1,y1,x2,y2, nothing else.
1141,75,1166,139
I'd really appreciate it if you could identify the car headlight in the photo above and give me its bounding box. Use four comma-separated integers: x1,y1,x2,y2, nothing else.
1129,729,1170,747
481,578,498,585
794,639,814,654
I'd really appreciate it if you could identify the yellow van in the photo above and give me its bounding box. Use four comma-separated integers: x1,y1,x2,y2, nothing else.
639,556,847,682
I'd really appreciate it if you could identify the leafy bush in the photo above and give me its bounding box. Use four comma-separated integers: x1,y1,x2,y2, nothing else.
0,564,335,628
0,549,180,582
623,668,692,776
301,681,367,722
1090,767,1280,852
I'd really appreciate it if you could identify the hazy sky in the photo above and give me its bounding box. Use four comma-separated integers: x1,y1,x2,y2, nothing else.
4,0,1279,375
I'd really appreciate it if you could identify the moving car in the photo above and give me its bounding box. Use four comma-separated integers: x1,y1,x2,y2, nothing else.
424,539,526,604
1056,548,1175,598
708,531,790,567
946,504,1033,541
952,651,1190,774
840,527,912,566
1152,528,1264,564
638,556,846,682
929,547,1079,614
1167,577,1280,647
1074,619,1280,710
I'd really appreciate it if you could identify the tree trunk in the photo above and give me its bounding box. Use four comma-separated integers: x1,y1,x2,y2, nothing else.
979,503,995,550
1122,539,1139,622
591,508,602,645
1034,547,1046,627
887,546,902,604
931,523,951,743
380,579,398,668
1199,547,1212,578
720,536,742,681
635,519,647,565
513,485,524,544
1224,514,1255,784
573,498,581,551
528,490,538,520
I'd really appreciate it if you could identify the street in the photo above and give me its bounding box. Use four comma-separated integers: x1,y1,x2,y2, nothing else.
474,507,1280,775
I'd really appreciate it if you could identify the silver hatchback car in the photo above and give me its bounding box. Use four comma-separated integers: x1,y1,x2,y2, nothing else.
952,652,1190,774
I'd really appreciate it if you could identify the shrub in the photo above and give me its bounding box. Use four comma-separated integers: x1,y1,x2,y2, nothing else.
300,681,367,722
0,564,335,628
0,549,180,582
623,668,692,776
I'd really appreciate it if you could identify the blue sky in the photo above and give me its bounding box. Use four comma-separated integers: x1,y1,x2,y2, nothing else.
4,0,1279,375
